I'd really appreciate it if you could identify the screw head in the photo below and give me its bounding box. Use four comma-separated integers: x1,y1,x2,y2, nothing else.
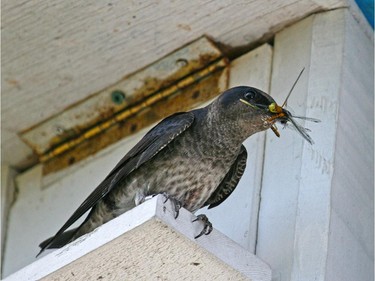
111,90,126,104
175,58,188,67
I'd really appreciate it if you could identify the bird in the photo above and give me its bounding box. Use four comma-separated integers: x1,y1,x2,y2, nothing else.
38,86,317,256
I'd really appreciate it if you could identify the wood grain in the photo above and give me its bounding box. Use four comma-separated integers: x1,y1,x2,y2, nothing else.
2,0,346,168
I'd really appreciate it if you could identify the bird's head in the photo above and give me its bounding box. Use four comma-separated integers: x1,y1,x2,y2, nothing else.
213,86,319,144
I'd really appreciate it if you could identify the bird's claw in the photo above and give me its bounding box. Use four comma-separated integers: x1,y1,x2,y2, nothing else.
192,214,213,239
162,192,182,219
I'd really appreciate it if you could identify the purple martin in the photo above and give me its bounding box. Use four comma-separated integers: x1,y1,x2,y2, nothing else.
38,86,317,255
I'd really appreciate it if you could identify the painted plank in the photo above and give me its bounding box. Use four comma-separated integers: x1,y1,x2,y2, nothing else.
197,44,273,253
2,0,347,168
1,166,17,279
325,8,374,281
4,195,271,281
257,8,374,281
289,10,346,281
257,15,317,281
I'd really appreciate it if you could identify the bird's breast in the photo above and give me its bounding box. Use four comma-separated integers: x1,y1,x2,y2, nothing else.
110,127,242,213
142,151,235,212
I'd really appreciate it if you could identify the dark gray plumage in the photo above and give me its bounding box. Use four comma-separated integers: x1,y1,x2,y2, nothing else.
39,86,314,255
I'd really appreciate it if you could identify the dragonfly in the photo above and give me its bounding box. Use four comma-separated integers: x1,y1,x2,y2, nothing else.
268,68,320,144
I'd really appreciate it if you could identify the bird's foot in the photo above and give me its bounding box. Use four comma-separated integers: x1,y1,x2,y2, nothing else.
162,192,182,219
192,214,213,239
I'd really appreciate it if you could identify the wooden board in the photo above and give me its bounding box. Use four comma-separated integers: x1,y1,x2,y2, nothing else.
325,8,374,281
2,0,346,169
256,8,374,281
3,195,271,281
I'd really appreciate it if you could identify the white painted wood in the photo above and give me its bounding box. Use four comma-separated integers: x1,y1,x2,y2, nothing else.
1,165,17,278
3,195,271,281
2,165,44,277
256,8,373,281
197,44,273,253
325,8,374,281
1,0,347,168
289,12,346,281
256,16,316,281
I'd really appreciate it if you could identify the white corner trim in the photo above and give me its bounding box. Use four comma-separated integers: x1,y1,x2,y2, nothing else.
4,195,271,281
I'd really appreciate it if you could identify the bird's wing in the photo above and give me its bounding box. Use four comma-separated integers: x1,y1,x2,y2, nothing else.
203,145,247,209
39,112,195,252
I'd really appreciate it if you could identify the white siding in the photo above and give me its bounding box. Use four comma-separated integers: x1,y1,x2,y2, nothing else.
257,8,373,281
326,8,374,281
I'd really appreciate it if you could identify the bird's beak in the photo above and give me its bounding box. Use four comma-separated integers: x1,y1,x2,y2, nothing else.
240,99,287,138
268,102,284,115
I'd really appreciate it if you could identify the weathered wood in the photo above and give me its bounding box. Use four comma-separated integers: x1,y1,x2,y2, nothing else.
20,37,224,156
2,0,347,169
4,195,271,281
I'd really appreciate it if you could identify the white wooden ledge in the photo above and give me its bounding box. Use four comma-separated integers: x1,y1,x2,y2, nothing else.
4,195,271,281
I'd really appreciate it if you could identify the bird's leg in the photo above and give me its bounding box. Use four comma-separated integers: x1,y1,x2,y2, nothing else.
162,192,182,219
192,214,213,239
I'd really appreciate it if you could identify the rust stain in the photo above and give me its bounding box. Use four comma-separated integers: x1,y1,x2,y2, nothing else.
39,53,221,155
123,53,221,102
18,37,228,174
43,69,226,175
40,59,226,161
21,37,221,144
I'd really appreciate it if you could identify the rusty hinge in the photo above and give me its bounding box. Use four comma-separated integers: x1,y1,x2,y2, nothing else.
20,36,229,174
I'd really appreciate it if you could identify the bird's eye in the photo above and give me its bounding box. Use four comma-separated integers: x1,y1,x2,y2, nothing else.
244,91,256,100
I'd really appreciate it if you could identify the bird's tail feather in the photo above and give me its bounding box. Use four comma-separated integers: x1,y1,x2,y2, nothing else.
38,227,78,253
